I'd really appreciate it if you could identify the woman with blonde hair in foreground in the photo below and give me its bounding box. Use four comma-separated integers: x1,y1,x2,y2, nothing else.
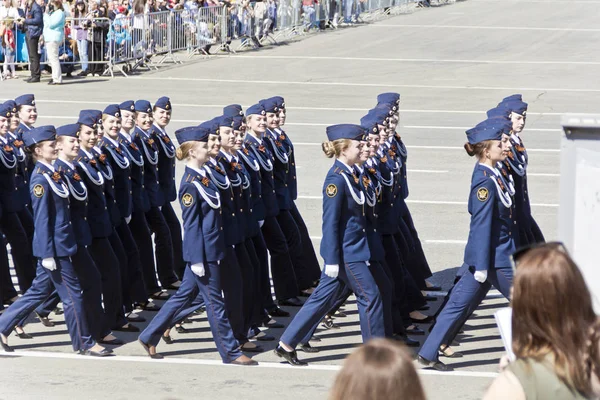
330,339,426,400
484,243,600,400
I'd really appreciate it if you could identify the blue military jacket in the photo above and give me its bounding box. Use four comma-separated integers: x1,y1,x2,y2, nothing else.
179,166,225,265
0,135,24,213
238,143,265,223
216,151,250,242
92,146,121,227
234,149,260,238
244,134,279,218
76,149,112,238
375,148,400,235
133,126,164,208
205,157,241,247
55,158,92,246
101,136,133,220
265,128,293,210
30,162,77,258
391,133,409,200
14,124,33,205
150,124,177,203
320,160,371,265
119,132,150,213
357,164,385,262
463,163,517,271
276,127,298,201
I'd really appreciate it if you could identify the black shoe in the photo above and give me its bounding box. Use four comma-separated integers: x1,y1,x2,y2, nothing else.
77,70,89,77
411,315,435,324
310,334,322,342
274,345,308,366
112,324,140,333
252,332,275,342
35,312,55,327
332,311,347,318
98,337,124,346
82,348,114,357
126,313,146,323
298,343,319,353
418,355,453,371
423,295,438,302
418,305,430,311
27,78,40,83
439,345,464,358
14,329,33,339
0,337,13,353
149,291,171,300
298,288,314,297
240,343,264,353
261,319,285,329
162,335,173,345
406,325,425,335
321,317,339,330
135,302,160,312
193,306,206,315
175,325,188,334
138,339,164,359
423,284,442,292
268,307,290,317
66,72,72,78
53,307,64,316
393,334,419,347
278,297,303,307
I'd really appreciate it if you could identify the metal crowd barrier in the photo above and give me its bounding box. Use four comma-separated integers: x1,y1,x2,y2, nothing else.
1,0,422,79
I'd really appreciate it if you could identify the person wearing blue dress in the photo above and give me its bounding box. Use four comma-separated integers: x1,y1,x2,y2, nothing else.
0,125,110,356
418,118,516,371
137,125,257,366
275,123,385,366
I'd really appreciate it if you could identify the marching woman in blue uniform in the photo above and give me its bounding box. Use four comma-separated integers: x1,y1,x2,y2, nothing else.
275,124,385,367
0,126,111,356
132,100,180,295
499,95,545,246
244,103,302,308
76,110,137,334
150,97,185,281
117,100,160,310
418,119,516,371
137,126,257,366
15,94,38,187
261,97,321,297
271,96,322,293
0,103,37,297
101,105,148,322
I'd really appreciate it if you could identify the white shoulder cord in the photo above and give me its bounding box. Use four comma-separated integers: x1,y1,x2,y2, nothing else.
267,135,289,164
107,147,130,169
0,148,16,169
98,161,114,181
204,165,231,190
43,174,70,198
250,145,273,172
191,180,221,209
238,149,260,171
140,137,158,165
65,175,88,201
78,161,105,186
157,135,176,159
495,162,515,196
489,175,513,208
122,144,144,167
340,173,365,205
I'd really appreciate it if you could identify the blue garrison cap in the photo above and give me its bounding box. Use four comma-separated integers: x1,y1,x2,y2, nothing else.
3,100,17,115
0,102,13,118
216,115,234,128
199,118,220,135
78,110,102,128
260,98,279,114
135,100,153,114
56,123,80,138
232,116,244,131
501,94,522,104
367,107,391,126
15,94,35,107
223,104,244,117
501,100,528,116
23,125,56,146
272,96,285,109
103,104,121,118
377,92,400,107
154,96,172,111
175,126,210,144
360,114,380,135
486,107,511,119
246,103,266,117
466,119,511,144
326,124,367,142
119,100,135,112
373,103,396,117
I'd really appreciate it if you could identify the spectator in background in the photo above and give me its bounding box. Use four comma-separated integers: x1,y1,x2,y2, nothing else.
329,339,427,400
484,243,600,400
17,0,44,83
1,0,20,79
72,0,88,75
84,0,108,76
42,0,66,85
58,38,73,76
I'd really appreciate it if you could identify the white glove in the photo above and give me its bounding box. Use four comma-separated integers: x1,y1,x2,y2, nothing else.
258,220,264,228
159,206,162,211
125,215,132,224
323,264,339,278
42,257,57,271
474,270,488,283
191,263,205,277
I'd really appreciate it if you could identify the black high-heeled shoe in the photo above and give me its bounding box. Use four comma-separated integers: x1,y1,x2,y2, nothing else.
14,328,33,339
1,335,14,352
